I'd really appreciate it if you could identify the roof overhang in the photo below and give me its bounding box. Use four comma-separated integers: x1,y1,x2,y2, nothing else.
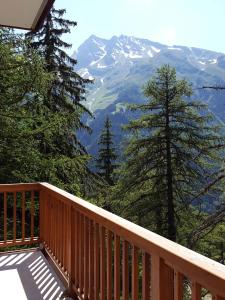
0,0,55,32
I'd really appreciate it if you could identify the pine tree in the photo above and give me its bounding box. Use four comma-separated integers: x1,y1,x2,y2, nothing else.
25,7,95,193
96,116,117,185
26,7,91,150
0,29,52,183
26,7,90,113
117,65,224,241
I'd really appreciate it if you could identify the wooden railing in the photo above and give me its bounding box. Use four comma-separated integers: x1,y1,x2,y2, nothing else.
0,183,225,299
0,183,40,248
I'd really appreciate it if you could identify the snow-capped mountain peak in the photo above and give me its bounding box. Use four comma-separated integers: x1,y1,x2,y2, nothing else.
74,35,225,157
72,35,225,113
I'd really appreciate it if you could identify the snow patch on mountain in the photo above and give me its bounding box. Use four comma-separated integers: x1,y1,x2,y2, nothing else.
151,46,161,53
97,63,107,69
168,46,182,51
90,45,107,66
209,58,217,64
147,50,154,57
127,51,143,59
78,68,94,80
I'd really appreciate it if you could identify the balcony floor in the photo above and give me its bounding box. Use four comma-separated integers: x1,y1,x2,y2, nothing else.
0,249,69,300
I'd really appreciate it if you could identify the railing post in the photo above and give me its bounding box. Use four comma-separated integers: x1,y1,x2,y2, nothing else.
39,186,45,246
191,282,201,300
151,253,160,300
142,252,150,300
151,255,174,300
174,270,183,300
68,204,78,299
68,204,72,291
60,204,78,300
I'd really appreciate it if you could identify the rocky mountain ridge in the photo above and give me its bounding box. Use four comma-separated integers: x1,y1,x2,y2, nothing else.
73,35,225,156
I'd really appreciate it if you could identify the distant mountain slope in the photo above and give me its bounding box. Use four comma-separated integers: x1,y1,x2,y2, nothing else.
73,35,225,157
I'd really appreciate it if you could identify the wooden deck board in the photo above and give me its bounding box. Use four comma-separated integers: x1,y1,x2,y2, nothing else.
0,249,70,300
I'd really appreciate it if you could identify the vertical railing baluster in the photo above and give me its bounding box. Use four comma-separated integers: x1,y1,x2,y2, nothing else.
67,204,70,272
100,226,106,300
75,211,80,289
151,255,174,300
62,200,64,266
22,191,25,241
84,217,89,299
122,240,129,300
151,254,160,300
80,213,84,294
79,212,82,290
65,202,68,268
49,195,53,252
31,190,34,241
142,252,150,300
13,192,17,242
70,207,75,290
89,219,94,299
114,235,120,300
160,259,174,300
174,271,183,300
192,282,201,300
53,197,56,257
94,223,100,300
4,192,7,243
59,200,62,262
39,188,44,243
132,246,138,300
56,198,59,262
44,191,48,246
107,230,112,300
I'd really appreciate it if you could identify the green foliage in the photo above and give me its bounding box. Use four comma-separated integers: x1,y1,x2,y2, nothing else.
24,7,100,194
96,116,117,185
113,65,225,241
26,7,91,115
193,223,225,262
0,29,51,184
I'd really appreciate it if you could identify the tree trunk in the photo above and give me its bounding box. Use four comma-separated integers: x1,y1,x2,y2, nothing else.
165,78,176,242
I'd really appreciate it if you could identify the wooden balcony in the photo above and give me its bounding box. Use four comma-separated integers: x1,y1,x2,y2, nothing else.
0,183,225,300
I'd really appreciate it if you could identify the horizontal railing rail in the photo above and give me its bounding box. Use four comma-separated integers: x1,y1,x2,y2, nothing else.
0,182,224,299
39,182,225,300
0,183,40,248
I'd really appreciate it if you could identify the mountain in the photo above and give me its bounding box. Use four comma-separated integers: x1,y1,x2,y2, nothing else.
73,35,225,157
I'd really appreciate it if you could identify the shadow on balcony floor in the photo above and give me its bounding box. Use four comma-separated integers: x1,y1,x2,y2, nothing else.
0,249,69,300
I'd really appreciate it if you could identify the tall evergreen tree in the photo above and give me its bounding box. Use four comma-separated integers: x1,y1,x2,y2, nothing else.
26,8,90,114
117,65,224,241
25,7,95,194
96,116,117,185
0,29,53,183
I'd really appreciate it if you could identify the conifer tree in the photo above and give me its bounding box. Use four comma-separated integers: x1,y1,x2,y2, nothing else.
117,65,224,241
96,116,117,185
25,7,95,193
0,29,52,183
26,8,90,113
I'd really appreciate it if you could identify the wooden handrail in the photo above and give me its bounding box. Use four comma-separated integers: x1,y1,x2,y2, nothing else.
0,182,225,299
0,183,40,192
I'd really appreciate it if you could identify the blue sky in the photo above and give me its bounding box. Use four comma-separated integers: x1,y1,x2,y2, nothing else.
55,0,225,54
